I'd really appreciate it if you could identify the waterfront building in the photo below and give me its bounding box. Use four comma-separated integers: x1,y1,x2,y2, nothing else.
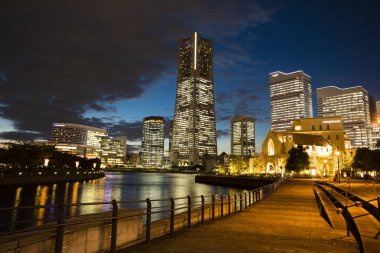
291,117,349,152
141,116,165,167
171,32,217,166
262,129,332,176
269,71,313,132
51,123,108,158
316,86,371,148
101,136,127,166
231,116,255,158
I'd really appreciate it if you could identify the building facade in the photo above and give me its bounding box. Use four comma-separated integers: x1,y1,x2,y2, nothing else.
51,123,108,158
171,32,217,166
291,117,349,152
262,129,333,176
231,116,255,157
317,86,371,148
141,116,165,167
269,71,313,132
101,136,127,166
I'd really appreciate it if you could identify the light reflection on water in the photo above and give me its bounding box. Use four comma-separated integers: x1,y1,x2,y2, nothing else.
0,172,242,232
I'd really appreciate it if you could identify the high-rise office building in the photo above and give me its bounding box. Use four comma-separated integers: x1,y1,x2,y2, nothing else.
171,32,217,166
269,71,313,131
101,136,127,166
141,116,164,167
369,96,377,123
231,116,255,157
51,123,108,158
317,86,371,148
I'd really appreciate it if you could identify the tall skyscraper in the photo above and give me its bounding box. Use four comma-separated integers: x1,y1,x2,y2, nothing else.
369,96,377,123
231,116,255,157
317,86,371,148
171,32,217,166
269,71,313,131
141,116,164,167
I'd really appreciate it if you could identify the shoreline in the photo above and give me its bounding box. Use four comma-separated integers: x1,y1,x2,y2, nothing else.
0,172,105,187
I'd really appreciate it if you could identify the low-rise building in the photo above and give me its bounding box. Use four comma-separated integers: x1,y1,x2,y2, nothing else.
262,129,333,176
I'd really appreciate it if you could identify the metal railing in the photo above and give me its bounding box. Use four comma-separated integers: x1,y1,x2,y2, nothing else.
313,181,380,253
0,176,289,253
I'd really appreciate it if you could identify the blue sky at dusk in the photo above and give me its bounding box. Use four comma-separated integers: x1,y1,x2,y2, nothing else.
1,0,379,154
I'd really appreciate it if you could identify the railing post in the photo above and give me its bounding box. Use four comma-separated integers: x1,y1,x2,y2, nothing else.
345,207,350,237
201,195,205,224
170,197,174,234
234,193,237,213
187,195,191,227
227,194,231,215
55,204,65,253
212,195,215,220
244,192,247,209
146,198,151,242
110,200,118,253
220,195,223,218
240,194,243,212
248,191,251,206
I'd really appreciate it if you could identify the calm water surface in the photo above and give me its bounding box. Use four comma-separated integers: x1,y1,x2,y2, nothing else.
0,172,242,231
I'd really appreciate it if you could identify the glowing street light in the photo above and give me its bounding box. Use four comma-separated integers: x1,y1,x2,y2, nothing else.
75,161,79,169
44,158,49,167
335,150,341,184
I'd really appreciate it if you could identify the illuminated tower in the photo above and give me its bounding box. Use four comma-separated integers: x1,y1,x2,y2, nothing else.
270,71,313,131
317,86,371,148
141,116,165,167
231,116,255,158
171,32,217,166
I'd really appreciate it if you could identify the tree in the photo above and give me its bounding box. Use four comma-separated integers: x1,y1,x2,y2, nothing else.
352,148,371,174
376,139,380,149
285,145,310,175
228,156,247,175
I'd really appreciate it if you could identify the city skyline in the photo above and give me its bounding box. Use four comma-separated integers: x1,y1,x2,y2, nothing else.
1,1,380,154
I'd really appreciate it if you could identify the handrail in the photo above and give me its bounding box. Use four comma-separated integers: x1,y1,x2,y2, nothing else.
313,183,364,253
0,176,290,253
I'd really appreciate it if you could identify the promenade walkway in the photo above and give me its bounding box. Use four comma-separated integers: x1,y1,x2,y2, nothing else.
119,179,359,253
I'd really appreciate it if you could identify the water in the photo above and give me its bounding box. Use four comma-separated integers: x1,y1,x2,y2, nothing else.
0,172,242,232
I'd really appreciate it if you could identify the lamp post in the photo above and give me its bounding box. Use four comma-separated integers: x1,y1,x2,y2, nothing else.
323,159,327,180
44,158,49,167
335,151,341,184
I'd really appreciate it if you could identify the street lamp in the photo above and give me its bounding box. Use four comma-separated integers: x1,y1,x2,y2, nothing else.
335,150,341,184
75,161,79,169
323,159,327,179
44,158,49,167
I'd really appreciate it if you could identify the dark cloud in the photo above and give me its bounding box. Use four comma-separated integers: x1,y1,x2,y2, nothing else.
0,0,273,141
216,86,270,124
217,129,229,138
0,131,41,141
126,144,141,154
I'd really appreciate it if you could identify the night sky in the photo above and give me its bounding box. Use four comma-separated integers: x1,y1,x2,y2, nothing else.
1,0,379,153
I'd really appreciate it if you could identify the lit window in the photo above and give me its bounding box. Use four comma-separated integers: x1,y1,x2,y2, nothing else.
268,139,275,156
